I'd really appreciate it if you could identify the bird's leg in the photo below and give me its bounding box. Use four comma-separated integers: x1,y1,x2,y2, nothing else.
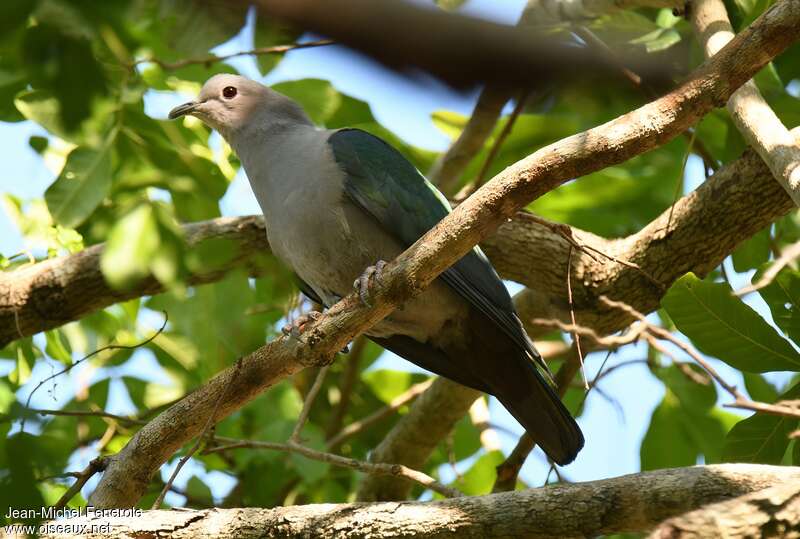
282,307,351,353
281,311,323,341
353,260,388,307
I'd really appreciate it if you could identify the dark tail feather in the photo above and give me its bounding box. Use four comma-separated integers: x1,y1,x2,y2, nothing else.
462,310,584,465
491,363,584,465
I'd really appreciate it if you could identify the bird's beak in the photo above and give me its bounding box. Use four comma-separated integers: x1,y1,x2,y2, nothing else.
168,101,199,120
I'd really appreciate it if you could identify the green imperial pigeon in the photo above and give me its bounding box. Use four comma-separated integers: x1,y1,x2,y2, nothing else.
169,74,584,465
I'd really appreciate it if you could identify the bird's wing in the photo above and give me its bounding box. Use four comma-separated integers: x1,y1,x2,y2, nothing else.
327,128,553,383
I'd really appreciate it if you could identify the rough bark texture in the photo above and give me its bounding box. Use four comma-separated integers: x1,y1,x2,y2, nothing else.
38,465,800,538
650,480,800,538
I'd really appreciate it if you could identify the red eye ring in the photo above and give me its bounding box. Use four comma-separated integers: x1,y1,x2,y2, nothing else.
222,86,237,99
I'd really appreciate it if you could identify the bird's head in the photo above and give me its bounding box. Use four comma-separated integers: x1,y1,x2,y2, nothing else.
168,74,272,137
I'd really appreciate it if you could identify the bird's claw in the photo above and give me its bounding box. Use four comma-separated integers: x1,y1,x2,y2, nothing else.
353,260,388,307
281,311,323,341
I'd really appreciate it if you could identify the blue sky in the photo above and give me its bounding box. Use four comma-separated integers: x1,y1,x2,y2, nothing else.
1,0,789,506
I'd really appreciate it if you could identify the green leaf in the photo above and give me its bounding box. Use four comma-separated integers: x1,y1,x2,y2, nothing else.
185,476,213,505
454,450,504,496
253,15,300,76
661,273,800,372
272,79,342,126
28,136,48,154
757,267,800,343
101,203,186,289
743,373,779,403
289,424,329,484
630,28,681,53
436,0,467,9
44,329,71,365
101,203,160,289
0,380,15,415
731,227,770,272
45,146,112,228
9,339,36,386
724,382,800,463
14,90,68,139
362,369,412,404
21,23,108,131
642,365,735,468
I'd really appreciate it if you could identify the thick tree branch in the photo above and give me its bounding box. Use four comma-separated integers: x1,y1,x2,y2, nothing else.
42,465,800,538
650,479,800,538
691,0,800,206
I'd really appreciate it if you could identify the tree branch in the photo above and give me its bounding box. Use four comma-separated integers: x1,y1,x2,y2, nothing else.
691,0,800,206
42,465,800,538
133,39,335,71
650,479,800,538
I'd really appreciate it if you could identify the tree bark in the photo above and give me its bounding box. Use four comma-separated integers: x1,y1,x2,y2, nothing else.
650,480,800,538
38,465,800,538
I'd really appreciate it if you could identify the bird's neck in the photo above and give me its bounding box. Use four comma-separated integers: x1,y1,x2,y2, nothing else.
227,103,327,217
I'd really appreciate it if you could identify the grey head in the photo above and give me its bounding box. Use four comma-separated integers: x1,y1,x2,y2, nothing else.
168,73,311,140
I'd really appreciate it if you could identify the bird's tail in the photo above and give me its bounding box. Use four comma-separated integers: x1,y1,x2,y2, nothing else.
462,311,584,465
491,359,584,465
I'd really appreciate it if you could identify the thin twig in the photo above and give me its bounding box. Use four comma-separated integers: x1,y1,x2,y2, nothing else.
32,408,148,426
532,318,647,349
151,359,242,509
291,365,330,443
725,398,800,419
666,127,697,232
602,296,746,399
600,295,800,422
325,336,366,439
205,436,461,498
737,239,800,295
22,313,168,431
456,89,531,200
52,457,108,510
566,246,588,390
133,40,335,71
326,378,434,449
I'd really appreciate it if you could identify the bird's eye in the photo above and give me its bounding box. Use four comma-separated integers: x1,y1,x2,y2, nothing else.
222,86,237,99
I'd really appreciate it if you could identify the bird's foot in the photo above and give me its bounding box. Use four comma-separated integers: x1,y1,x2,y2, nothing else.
353,260,388,307
281,311,323,341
